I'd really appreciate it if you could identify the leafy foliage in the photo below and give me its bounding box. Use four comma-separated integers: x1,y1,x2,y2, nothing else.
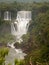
0,47,9,65
21,3,49,65
15,59,25,65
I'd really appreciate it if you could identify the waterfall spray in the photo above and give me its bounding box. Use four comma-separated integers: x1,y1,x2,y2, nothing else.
11,11,31,42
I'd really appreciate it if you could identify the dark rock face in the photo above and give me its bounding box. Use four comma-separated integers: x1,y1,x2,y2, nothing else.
14,42,31,53
0,43,7,47
14,42,21,49
0,22,11,34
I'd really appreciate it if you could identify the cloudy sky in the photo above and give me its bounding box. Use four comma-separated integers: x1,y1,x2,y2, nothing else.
0,0,49,3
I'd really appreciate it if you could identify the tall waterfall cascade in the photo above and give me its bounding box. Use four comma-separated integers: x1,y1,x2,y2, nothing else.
5,11,31,65
11,11,31,42
4,11,11,21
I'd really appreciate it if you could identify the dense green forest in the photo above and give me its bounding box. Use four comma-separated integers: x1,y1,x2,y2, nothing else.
0,1,49,65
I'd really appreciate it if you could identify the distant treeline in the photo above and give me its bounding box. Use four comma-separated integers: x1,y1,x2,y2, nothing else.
0,2,49,11
0,2,49,20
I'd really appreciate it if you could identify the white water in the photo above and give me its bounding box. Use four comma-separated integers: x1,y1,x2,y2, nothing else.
5,42,26,65
11,11,31,56
11,11,31,42
5,11,31,65
4,11,11,21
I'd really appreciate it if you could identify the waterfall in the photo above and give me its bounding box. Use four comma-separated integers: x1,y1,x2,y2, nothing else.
4,11,11,21
5,11,31,65
11,11,31,42
11,23,17,35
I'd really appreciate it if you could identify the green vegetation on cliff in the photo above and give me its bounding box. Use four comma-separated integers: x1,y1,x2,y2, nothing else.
22,3,49,65
0,19,14,44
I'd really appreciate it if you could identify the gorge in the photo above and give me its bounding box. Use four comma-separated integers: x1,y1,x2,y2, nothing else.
0,2,49,65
